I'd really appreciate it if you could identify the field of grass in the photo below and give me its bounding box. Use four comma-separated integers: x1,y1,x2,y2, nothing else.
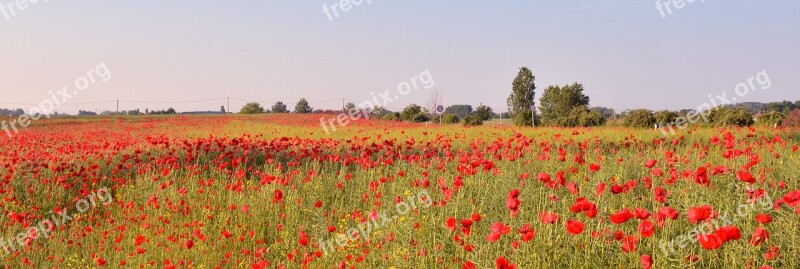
1,114,798,268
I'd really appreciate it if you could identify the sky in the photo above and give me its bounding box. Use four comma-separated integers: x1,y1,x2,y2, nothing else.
1,0,798,114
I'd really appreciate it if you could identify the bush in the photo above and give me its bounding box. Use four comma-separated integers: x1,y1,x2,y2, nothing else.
239,102,265,114
463,115,484,126
411,112,431,123
624,109,655,128
443,114,460,124
756,111,784,127
382,113,401,121
708,107,753,127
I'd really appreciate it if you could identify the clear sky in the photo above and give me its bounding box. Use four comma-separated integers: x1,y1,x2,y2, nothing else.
1,0,798,114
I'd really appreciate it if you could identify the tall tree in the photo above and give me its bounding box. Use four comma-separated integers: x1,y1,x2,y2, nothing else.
294,98,313,113
271,101,289,113
474,105,494,121
538,83,591,126
507,67,536,126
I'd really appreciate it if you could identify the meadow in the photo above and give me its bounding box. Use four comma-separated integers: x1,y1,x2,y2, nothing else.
1,114,798,268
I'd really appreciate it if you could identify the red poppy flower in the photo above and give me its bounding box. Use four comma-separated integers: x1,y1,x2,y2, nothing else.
696,233,724,250
565,220,585,235
539,212,559,224
518,224,535,242
273,189,284,204
755,214,773,224
750,226,769,246
589,164,601,172
445,217,457,231
496,256,517,269
471,213,482,222
644,159,656,168
621,235,639,253
694,167,709,186
610,209,635,224
487,222,511,242
638,220,655,238
686,206,714,224
715,226,741,242
640,255,652,269
634,208,651,220
736,171,756,184
506,189,521,218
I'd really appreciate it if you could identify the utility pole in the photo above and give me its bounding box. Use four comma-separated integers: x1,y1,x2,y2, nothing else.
342,99,345,112
227,97,230,114
116,100,119,114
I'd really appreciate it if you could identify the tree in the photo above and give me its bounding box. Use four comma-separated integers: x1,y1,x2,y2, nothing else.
654,110,680,126
239,102,265,114
708,107,753,127
371,106,392,118
294,98,313,114
538,83,592,127
344,102,357,112
443,105,473,119
166,108,176,114
782,108,800,127
401,104,424,121
624,109,655,128
474,105,494,121
221,106,226,114
590,107,616,120
507,67,536,126
271,102,289,113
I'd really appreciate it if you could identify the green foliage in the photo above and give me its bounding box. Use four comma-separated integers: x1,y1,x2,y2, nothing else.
271,102,289,113
756,111,784,127
577,109,606,127
381,112,401,121
462,115,483,126
708,107,753,127
443,105,473,119
474,105,493,121
538,83,593,127
294,98,313,114
624,109,655,128
411,112,430,123
590,106,616,120
344,102,357,112
508,67,536,126
654,110,681,125
371,106,392,118
401,104,424,121
239,102,265,114
442,113,460,124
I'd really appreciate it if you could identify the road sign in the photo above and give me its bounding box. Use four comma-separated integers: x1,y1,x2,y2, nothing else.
437,105,444,113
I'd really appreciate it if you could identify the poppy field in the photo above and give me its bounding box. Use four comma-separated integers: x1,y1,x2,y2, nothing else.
1,114,799,268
